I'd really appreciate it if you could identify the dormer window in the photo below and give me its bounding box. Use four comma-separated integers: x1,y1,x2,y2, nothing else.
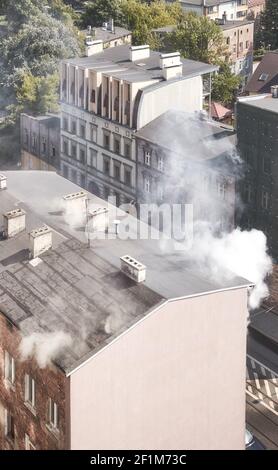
258,73,269,81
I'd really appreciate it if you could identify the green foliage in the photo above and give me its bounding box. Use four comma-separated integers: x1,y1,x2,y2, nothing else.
0,0,81,124
165,12,228,64
211,62,241,107
82,0,182,48
257,0,278,50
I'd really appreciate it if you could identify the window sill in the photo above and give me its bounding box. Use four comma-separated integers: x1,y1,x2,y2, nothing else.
4,379,15,391
46,423,60,440
24,401,37,417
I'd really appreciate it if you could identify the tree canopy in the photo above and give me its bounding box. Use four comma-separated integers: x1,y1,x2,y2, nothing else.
256,0,278,51
0,0,81,122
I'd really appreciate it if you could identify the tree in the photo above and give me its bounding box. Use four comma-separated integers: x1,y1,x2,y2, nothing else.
0,0,81,123
82,0,123,28
256,0,278,50
165,12,228,64
211,62,241,106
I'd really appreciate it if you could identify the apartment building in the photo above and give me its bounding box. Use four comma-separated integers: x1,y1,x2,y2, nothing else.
136,110,236,231
218,18,254,83
60,44,217,205
0,170,251,449
236,87,278,259
20,114,60,171
84,21,132,49
166,0,249,20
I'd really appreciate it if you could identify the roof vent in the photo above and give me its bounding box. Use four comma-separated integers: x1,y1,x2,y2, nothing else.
129,45,150,62
0,174,7,190
120,255,146,283
271,85,278,98
88,207,109,232
29,225,52,259
3,208,26,238
160,52,183,80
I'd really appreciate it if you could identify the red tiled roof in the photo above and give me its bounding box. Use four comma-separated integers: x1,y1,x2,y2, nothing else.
210,101,232,120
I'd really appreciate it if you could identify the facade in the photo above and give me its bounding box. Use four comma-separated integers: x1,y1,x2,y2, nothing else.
20,114,60,171
0,170,251,450
60,44,217,205
219,19,254,84
166,0,249,20
236,89,278,259
136,110,236,231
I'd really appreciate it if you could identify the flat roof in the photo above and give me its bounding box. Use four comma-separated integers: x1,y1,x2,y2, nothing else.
84,26,131,43
0,171,251,373
237,95,278,114
219,20,254,31
65,45,218,84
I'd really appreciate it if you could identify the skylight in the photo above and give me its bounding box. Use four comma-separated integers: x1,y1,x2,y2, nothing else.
258,73,269,81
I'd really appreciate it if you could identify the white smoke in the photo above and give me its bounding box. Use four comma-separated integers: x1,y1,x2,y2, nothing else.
187,225,272,309
19,331,73,368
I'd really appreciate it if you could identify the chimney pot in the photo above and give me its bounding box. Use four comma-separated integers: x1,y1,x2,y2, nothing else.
129,45,150,62
29,225,52,259
3,208,26,238
0,174,7,190
120,255,146,283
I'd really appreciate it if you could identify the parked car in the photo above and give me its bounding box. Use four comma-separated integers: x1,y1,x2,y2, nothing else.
245,429,266,450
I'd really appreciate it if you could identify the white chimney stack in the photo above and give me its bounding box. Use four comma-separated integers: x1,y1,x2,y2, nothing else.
86,39,104,56
63,190,88,215
120,255,146,283
271,85,278,98
0,174,7,190
160,52,183,80
129,45,150,62
3,208,26,238
88,207,109,232
29,225,52,259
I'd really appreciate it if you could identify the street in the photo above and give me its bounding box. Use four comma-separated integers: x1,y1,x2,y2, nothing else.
246,333,278,450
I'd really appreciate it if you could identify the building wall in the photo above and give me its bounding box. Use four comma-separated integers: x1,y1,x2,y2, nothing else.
236,100,278,259
20,114,60,172
69,288,248,450
0,314,69,450
222,21,254,83
136,136,235,231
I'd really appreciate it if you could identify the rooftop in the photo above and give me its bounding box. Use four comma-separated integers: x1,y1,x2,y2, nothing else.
0,171,251,374
245,51,278,94
136,109,236,159
84,26,131,43
218,19,254,31
64,45,218,83
237,94,278,114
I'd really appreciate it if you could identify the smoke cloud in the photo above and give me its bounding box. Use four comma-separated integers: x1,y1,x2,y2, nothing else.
19,331,73,368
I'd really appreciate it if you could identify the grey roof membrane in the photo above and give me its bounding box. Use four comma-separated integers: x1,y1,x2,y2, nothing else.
0,171,251,373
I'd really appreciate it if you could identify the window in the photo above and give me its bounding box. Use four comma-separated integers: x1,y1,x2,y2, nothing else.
91,124,97,143
124,140,131,158
42,137,46,154
80,174,86,188
114,163,121,180
52,146,56,158
71,143,77,158
259,73,269,81
244,183,253,203
144,176,150,193
103,131,110,150
124,167,132,186
24,129,28,146
4,351,15,384
25,374,35,408
4,409,15,441
239,42,243,52
103,157,110,175
88,148,97,168
63,165,69,179
114,135,121,154
246,40,250,49
157,184,164,200
144,150,151,166
25,434,36,450
158,156,164,172
79,122,86,139
32,134,37,151
226,37,230,45
48,399,59,430
263,156,271,174
261,190,270,209
62,139,68,155
71,120,77,134
80,148,86,164
233,44,236,53
90,89,96,103
71,169,77,183
62,117,68,131
217,182,226,200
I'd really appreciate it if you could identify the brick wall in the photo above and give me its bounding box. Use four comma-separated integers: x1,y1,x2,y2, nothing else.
0,314,69,450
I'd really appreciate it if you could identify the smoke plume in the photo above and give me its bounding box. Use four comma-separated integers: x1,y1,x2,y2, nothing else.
19,331,73,368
